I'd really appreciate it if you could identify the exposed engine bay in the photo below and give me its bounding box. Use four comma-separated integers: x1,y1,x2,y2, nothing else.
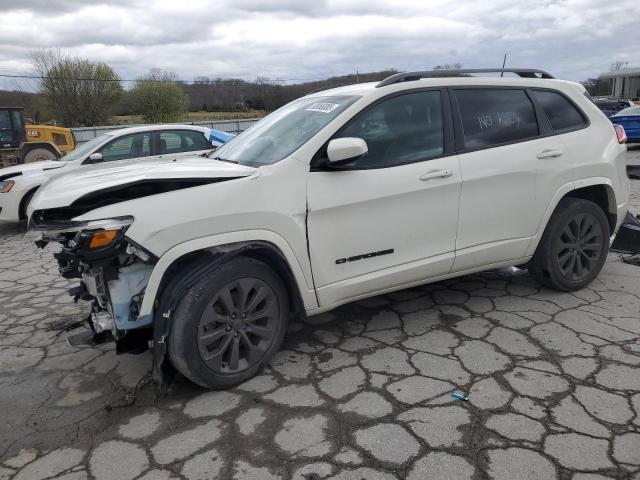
31,216,157,353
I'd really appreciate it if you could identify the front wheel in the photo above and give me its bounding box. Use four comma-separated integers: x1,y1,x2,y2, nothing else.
23,148,57,163
529,197,609,291
168,256,289,390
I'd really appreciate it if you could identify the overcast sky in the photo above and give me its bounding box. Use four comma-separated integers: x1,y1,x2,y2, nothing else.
1,0,638,90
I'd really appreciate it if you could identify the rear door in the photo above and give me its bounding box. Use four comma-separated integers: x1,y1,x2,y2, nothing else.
307,89,461,307
451,87,568,271
154,129,213,159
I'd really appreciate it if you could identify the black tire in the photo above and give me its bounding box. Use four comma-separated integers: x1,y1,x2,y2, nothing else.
168,256,289,389
529,197,609,291
23,148,57,163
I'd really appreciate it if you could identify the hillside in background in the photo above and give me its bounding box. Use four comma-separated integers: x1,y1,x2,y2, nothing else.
0,69,398,125
156,69,399,114
0,90,51,123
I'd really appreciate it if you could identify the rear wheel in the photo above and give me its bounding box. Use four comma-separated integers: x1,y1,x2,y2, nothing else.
529,198,609,291
23,148,57,163
168,257,289,389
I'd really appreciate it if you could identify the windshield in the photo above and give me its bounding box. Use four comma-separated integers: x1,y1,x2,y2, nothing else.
212,95,360,167
58,134,111,161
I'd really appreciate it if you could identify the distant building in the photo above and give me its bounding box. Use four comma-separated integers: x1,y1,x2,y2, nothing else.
600,67,640,99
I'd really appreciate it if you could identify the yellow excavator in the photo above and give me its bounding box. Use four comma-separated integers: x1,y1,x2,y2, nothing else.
0,107,76,168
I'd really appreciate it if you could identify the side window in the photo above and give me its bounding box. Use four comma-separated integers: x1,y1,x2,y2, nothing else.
157,132,181,154
530,90,587,132
455,89,539,149
181,130,212,151
335,91,444,168
52,133,67,146
99,132,151,162
157,130,211,154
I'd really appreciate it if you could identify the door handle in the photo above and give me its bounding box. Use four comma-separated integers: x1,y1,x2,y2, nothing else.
419,169,453,181
536,149,563,159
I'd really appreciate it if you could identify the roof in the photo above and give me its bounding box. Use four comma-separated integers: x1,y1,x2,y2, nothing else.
376,68,553,87
600,67,640,79
307,82,378,97
613,105,640,116
101,124,209,136
307,76,580,98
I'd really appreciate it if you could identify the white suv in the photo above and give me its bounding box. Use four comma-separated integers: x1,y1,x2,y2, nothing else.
28,69,630,390
0,125,221,223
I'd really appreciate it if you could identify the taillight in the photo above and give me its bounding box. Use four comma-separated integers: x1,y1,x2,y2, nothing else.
614,124,627,144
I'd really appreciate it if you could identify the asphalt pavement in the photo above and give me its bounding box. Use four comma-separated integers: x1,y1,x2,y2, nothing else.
1,148,639,480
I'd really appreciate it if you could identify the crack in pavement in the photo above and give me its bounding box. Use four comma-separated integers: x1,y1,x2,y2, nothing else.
1,156,640,479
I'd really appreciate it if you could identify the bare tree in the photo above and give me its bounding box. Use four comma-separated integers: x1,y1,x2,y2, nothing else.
610,61,629,72
582,76,614,96
31,49,122,127
255,76,282,113
129,69,189,123
433,63,462,70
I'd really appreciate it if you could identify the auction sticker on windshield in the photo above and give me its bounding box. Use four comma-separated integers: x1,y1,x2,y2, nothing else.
306,103,340,113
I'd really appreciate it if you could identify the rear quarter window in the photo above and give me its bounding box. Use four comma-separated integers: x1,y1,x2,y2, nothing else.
455,89,539,149
531,90,587,132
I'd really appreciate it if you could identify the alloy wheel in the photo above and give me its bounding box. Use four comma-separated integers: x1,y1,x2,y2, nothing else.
197,277,279,374
555,213,603,281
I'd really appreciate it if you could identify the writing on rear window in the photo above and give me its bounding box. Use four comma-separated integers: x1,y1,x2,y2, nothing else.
477,111,521,130
306,103,340,113
456,89,539,149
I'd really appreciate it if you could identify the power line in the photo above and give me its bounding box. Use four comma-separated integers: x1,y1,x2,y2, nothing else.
0,72,333,84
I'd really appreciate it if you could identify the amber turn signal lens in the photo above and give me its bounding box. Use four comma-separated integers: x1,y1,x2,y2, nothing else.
0,180,15,193
89,230,119,249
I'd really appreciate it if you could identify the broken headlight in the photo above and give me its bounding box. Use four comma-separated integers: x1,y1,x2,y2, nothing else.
27,216,134,245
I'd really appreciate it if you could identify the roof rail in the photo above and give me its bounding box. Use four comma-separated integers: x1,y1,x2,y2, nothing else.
376,68,554,88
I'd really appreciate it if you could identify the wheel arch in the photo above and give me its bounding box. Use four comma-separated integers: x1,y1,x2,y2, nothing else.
525,177,617,257
564,183,617,234
137,232,318,319
18,185,41,220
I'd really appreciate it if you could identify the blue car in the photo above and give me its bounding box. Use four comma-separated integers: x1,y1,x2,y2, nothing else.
206,128,236,145
611,105,640,143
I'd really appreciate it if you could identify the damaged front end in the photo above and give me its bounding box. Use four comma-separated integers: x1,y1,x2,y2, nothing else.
28,213,157,353
611,211,640,265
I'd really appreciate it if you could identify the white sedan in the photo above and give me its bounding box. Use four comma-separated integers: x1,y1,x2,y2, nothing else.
0,124,226,222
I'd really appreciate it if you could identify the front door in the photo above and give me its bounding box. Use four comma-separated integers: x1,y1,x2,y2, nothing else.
307,90,461,307
94,131,155,164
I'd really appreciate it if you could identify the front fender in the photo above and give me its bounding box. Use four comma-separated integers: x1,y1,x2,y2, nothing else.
137,229,317,317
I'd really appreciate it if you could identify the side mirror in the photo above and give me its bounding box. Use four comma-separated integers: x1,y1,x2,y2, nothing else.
87,152,103,164
326,137,368,165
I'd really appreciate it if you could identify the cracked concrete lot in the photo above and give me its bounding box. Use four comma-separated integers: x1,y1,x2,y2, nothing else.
1,149,640,480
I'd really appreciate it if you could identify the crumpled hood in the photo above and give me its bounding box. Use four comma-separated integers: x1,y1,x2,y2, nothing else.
29,156,257,213
0,160,67,180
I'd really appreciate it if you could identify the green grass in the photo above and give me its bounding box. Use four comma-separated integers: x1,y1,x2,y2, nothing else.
110,111,264,125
